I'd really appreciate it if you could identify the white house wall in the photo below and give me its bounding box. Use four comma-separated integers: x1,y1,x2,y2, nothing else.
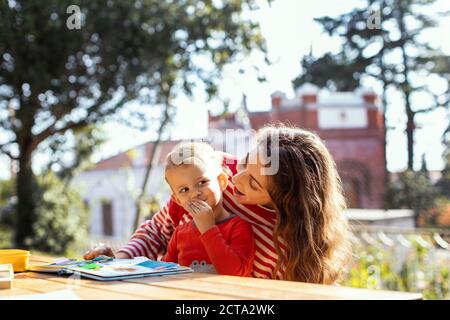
73,164,170,241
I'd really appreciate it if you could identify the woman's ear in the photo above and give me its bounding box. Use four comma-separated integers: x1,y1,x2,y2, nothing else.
217,172,229,191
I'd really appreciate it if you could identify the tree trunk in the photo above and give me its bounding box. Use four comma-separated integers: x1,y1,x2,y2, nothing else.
132,89,172,231
381,88,389,185
398,1,415,170
133,139,163,231
14,146,37,248
379,0,389,187
406,107,415,170
401,49,415,170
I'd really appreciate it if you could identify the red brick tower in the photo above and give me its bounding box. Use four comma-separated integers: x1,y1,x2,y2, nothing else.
246,83,386,209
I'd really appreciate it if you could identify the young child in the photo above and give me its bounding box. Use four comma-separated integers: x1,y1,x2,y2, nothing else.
161,142,254,276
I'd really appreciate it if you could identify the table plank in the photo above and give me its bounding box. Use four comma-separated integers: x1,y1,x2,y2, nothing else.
15,273,145,300
0,255,423,300
123,275,313,299
0,282,42,298
122,272,422,300
20,270,244,300
155,272,423,300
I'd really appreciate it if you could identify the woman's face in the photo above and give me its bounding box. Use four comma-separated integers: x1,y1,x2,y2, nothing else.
232,148,273,207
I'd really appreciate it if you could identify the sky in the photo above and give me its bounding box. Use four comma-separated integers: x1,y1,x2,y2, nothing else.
0,0,449,179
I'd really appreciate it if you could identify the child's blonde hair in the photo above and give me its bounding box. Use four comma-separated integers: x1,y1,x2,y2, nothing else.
165,141,226,176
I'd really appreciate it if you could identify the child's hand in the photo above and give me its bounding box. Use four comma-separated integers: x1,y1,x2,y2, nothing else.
83,243,130,260
187,199,215,234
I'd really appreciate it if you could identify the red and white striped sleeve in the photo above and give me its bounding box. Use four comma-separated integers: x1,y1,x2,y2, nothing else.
117,198,186,259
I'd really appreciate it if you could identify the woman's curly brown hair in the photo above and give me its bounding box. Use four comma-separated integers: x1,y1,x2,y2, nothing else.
257,124,352,284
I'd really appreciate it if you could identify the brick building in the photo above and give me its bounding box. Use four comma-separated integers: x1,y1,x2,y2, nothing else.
244,83,386,209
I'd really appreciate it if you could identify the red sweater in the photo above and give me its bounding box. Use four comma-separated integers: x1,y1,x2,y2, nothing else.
162,215,254,276
118,153,285,279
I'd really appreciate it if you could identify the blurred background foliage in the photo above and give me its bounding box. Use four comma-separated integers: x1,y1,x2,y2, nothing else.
344,235,449,300
31,172,90,255
384,145,450,228
0,172,90,255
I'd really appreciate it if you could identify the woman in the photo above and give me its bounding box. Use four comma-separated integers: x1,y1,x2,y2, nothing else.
85,124,351,284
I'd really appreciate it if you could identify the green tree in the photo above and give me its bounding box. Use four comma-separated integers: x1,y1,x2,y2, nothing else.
293,52,368,92
32,172,90,254
0,178,15,208
0,0,266,247
41,125,106,185
0,173,90,254
0,178,15,247
436,124,450,197
384,170,437,224
293,0,450,172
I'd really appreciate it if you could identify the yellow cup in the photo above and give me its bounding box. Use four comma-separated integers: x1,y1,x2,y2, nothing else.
0,250,31,272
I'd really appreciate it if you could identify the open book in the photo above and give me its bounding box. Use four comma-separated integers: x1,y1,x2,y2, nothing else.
28,256,193,281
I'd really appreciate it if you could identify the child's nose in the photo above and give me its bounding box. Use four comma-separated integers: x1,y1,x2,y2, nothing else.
192,188,202,199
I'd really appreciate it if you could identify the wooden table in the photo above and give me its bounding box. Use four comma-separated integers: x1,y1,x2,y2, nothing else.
0,256,422,300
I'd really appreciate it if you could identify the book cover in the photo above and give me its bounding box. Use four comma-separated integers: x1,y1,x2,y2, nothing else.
29,256,193,281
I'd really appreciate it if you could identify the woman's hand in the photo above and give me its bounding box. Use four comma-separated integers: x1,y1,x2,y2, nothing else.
83,243,130,260
187,199,215,234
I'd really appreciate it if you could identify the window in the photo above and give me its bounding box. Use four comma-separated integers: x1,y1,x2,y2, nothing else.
101,200,114,236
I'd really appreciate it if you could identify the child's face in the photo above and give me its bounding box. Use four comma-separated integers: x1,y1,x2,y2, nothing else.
166,163,226,211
